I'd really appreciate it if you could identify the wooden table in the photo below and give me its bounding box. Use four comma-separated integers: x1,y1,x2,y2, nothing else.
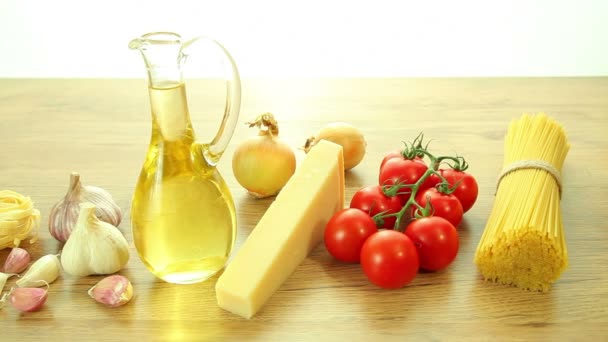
1,78,607,341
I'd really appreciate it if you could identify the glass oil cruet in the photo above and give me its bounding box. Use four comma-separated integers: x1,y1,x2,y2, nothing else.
128,32,241,284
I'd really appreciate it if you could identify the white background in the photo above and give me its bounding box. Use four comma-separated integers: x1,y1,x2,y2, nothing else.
1,0,607,78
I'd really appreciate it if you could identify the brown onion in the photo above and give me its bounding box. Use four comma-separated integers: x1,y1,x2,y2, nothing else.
232,113,296,198
304,122,366,170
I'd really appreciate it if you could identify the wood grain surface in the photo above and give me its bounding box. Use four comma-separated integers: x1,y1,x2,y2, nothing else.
1,78,607,341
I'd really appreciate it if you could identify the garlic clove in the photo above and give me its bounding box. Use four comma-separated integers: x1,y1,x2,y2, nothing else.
3,247,31,274
9,281,49,312
61,203,129,277
81,185,122,226
16,254,61,287
48,172,123,243
0,292,8,309
0,272,17,292
88,275,133,307
48,199,80,243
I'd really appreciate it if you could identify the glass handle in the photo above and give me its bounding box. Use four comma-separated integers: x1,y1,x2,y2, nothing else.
181,36,241,166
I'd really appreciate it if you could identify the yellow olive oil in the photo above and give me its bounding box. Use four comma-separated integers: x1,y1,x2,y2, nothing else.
131,82,236,284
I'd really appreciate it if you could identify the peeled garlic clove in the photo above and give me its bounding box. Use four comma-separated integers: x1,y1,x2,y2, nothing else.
61,203,129,277
16,254,61,287
3,247,31,274
88,275,133,307
9,281,49,312
0,272,17,292
49,172,122,242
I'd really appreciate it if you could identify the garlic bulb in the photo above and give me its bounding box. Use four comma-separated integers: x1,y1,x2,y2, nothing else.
61,203,129,277
49,172,122,242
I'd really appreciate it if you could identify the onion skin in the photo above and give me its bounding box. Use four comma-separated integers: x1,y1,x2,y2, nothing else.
232,134,296,198
305,122,366,170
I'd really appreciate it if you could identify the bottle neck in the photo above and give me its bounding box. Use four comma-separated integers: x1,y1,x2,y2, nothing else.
147,67,183,88
148,82,194,143
132,34,185,88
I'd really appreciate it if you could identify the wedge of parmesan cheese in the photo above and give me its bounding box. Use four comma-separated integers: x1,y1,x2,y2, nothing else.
215,140,345,318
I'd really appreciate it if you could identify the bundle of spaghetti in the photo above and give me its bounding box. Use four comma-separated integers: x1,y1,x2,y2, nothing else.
474,113,570,292
0,190,40,249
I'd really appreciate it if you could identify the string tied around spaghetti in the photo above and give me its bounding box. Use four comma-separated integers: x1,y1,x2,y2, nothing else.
496,160,562,198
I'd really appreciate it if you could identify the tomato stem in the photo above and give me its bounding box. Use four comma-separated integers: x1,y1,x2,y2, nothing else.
435,181,457,195
376,135,471,231
371,210,392,227
392,168,433,231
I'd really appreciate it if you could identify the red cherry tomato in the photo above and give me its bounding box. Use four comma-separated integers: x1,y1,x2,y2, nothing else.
350,185,402,229
404,216,459,271
324,208,378,263
379,150,403,170
379,157,431,202
414,187,464,227
439,169,479,213
420,172,441,192
360,230,419,289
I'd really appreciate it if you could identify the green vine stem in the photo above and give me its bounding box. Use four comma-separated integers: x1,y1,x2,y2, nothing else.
379,141,469,231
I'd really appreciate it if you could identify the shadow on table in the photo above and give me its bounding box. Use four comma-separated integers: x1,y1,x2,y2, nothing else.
468,275,557,325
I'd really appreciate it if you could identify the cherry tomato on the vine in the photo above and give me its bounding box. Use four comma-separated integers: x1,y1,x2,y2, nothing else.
414,187,463,227
360,230,419,289
379,156,432,203
350,185,402,229
324,208,378,263
379,150,403,170
420,172,442,192
404,216,459,271
439,169,479,213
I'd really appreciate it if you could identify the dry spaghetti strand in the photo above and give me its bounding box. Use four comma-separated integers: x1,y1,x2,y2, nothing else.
474,113,570,292
0,190,40,249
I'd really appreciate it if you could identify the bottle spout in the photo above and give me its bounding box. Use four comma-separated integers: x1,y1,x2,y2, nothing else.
129,32,185,87
128,32,183,50
128,38,145,50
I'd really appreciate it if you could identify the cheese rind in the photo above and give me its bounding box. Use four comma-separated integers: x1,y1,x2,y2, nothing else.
215,140,345,318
